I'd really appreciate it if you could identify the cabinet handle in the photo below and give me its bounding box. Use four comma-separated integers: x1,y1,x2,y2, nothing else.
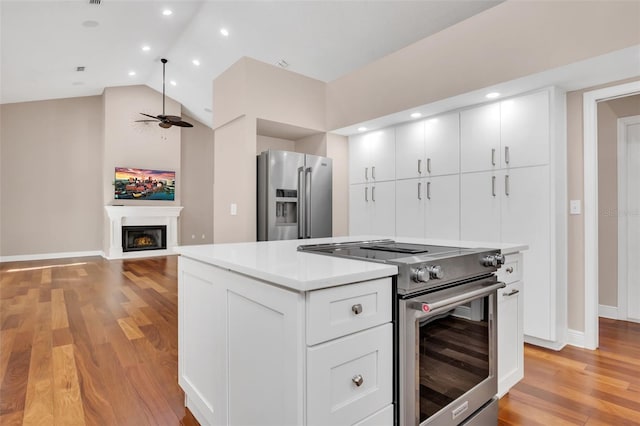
491,148,496,166
427,158,431,174
503,289,519,297
372,186,376,202
364,186,368,202
418,182,422,200
351,304,363,315
505,146,510,165
427,181,431,200
365,167,368,181
372,166,376,179
505,174,510,197
418,159,422,174
352,374,364,387
506,266,514,273
491,176,496,197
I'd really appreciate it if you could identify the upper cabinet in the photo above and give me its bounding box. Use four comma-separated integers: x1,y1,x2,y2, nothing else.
395,112,460,180
349,128,395,184
461,90,550,173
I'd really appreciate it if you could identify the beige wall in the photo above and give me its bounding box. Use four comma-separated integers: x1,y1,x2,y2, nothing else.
180,114,214,245
326,133,349,237
295,134,326,157
256,135,295,154
0,97,103,256
566,78,640,331
326,1,640,130
597,95,640,307
213,115,257,243
102,85,182,206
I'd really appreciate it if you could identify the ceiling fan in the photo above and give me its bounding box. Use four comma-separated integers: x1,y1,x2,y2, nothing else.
136,58,193,129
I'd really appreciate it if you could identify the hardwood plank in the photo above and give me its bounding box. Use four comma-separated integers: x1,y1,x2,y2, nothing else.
52,344,86,425
50,288,69,330
117,317,145,340
22,330,53,426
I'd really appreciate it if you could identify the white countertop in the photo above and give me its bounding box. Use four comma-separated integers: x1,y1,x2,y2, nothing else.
174,236,527,292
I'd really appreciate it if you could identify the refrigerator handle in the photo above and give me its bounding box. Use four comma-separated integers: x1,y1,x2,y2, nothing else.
298,167,305,239
305,167,312,238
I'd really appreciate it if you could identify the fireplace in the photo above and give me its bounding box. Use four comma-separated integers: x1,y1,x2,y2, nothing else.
122,225,167,253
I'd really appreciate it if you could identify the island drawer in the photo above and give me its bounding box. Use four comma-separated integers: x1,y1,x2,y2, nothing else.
306,323,392,426
306,278,392,345
498,253,522,284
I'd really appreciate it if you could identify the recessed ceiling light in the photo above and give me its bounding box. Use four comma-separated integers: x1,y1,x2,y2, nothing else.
142,45,151,52
357,127,367,132
170,80,177,86
220,28,229,37
82,20,99,28
162,9,173,16
486,92,500,99
128,71,136,76
410,112,422,118
192,59,200,66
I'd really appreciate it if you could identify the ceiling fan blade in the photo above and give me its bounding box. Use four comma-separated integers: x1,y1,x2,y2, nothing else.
160,115,183,122
135,119,158,123
140,112,160,120
171,120,194,128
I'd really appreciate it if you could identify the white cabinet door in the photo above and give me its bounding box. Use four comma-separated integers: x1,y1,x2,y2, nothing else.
395,178,425,238
306,324,392,426
349,184,371,236
368,128,396,182
498,280,524,397
500,90,549,169
370,181,396,237
501,166,551,341
460,102,500,173
395,121,425,180
424,112,460,176
349,134,370,184
424,174,460,240
460,171,501,243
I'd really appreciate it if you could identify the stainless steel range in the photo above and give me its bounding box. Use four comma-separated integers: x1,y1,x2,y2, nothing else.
298,239,506,426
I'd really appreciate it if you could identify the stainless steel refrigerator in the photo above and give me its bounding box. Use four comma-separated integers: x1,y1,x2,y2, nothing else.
257,150,332,241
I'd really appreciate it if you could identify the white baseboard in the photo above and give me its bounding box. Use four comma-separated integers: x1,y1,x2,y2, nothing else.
0,250,104,263
524,334,566,351
566,329,586,348
598,304,619,320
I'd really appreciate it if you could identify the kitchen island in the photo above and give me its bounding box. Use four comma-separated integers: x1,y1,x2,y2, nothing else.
174,237,526,426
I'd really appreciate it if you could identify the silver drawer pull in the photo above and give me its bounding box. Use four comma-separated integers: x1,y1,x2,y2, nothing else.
503,289,519,297
351,304,363,315
352,374,364,387
506,267,514,273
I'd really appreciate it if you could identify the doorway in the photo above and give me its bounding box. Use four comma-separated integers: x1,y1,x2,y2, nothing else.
583,81,640,350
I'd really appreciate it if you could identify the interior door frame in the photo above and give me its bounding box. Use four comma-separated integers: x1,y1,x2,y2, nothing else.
618,114,640,322
583,80,640,350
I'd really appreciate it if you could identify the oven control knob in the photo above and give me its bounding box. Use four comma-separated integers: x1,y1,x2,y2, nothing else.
427,265,444,279
482,254,505,267
411,267,430,283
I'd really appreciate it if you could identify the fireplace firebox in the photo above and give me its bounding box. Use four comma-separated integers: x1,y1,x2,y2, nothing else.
122,225,167,252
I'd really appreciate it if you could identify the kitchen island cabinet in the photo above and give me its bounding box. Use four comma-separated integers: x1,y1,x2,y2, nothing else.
175,237,526,425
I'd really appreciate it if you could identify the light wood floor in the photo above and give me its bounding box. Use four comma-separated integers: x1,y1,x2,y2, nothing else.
1,256,639,425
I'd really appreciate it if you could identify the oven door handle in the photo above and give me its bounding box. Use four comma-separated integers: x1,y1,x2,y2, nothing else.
407,280,506,317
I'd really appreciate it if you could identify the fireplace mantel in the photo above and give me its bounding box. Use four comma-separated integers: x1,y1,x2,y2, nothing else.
104,205,183,259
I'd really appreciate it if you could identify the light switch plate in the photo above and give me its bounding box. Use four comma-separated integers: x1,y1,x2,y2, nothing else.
230,203,237,216
570,200,581,215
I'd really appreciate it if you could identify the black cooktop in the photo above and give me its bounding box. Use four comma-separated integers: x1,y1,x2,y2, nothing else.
298,240,470,264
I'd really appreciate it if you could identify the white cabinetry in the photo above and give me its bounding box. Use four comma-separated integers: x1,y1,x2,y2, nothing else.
395,112,459,179
396,175,459,239
497,253,524,397
349,181,395,237
178,257,393,426
349,128,395,184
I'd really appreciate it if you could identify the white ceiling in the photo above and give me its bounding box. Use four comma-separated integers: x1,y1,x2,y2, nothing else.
0,0,503,128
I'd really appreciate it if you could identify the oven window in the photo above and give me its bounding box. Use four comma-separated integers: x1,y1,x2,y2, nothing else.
418,297,490,422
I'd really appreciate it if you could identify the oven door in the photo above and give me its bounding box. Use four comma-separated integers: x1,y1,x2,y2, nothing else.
399,277,505,426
